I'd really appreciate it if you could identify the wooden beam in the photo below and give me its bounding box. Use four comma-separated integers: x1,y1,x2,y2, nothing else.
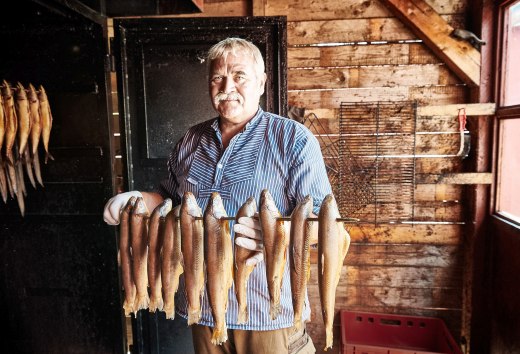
380,0,481,87
418,103,496,116
416,172,492,184
252,0,266,16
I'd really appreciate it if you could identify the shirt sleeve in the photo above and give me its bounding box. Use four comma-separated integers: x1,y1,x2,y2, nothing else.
157,141,182,206
286,126,333,214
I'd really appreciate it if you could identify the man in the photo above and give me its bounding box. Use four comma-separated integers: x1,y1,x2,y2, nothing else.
103,37,332,354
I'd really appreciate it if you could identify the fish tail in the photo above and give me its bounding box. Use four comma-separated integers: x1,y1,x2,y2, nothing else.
44,151,54,164
164,303,175,320
269,300,280,320
210,323,228,345
187,307,201,325
133,294,150,312
148,299,158,313
236,307,248,324
293,317,302,331
324,328,333,351
123,301,134,317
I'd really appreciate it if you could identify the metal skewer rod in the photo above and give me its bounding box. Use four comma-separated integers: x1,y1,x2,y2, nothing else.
182,216,360,223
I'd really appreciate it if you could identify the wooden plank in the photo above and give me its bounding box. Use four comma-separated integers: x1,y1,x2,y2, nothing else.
344,224,462,244
173,0,248,16
252,0,266,16
310,243,461,267
416,157,461,174
289,85,466,109
380,0,480,86
415,184,463,201
264,0,467,21
416,172,493,184
288,15,463,45
288,43,440,68
418,103,497,116
288,64,460,90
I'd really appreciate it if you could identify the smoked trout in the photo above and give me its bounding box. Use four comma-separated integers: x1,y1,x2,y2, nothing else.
0,165,7,203
204,192,233,345
37,85,53,163
234,196,257,324
318,194,350,351
27,83,41,158
148,199,172,312
162,205,183,320
2,80,18,166
289,195,313,330
0,93,5,158
259,189,289,320
180,192,205,325
15,82,31,158
32,148,43,187
23,147,36,189
131,196,150,313
120,196,137,316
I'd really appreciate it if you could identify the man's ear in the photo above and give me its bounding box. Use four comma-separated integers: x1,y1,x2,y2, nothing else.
259,72,267,95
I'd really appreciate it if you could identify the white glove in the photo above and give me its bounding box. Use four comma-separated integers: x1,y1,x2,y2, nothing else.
233,214,291,266
103,191,143,225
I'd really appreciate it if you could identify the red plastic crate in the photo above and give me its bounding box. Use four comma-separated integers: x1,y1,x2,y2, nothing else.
340,311,463,354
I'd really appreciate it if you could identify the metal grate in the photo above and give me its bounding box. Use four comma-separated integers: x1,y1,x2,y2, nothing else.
338,101,417,224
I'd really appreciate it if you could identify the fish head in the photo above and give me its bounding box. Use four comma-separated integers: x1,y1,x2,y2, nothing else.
181,192,202,218
260,189,279,215
319,194,341,219
159,198,173,218
27,84,38,102
236,196,257,219
207,192,227,219
15,82,27,100
133,196,149,216
1,80,12,98
124,196,137,213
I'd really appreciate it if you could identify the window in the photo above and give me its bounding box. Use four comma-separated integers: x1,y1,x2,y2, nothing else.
495,0,520,224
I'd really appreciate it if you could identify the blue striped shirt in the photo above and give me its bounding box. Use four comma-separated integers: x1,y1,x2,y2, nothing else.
159,107,332,330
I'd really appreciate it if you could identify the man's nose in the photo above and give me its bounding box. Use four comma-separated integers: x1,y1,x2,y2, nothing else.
222,76,236,93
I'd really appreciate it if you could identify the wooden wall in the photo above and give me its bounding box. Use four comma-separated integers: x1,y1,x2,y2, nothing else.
113,0,482,352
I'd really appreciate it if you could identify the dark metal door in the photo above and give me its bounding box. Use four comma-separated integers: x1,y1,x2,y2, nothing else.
112,16,287,353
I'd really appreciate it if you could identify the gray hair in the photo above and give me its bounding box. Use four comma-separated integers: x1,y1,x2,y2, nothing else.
207,37,265,78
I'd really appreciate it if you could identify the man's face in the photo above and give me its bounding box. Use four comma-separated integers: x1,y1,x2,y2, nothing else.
209,52,266,125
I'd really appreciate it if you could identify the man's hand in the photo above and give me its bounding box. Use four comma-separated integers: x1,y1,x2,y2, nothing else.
234,215,264,266
233,214,291,266
103,191,143,225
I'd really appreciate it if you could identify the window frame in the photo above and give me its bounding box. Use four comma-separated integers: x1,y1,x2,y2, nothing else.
492,0,520,227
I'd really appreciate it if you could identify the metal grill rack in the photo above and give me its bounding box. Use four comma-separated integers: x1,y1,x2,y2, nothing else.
338,101,417,224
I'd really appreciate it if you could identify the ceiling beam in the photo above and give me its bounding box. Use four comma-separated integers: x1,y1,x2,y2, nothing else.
381,0,481,87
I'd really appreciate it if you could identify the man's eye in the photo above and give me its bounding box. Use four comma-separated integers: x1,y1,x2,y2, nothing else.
212,76,223,82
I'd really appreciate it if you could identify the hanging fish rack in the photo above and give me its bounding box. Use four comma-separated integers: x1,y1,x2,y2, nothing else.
337,101,417,225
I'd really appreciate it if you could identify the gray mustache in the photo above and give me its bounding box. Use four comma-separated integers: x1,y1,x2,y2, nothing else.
214,92,243,103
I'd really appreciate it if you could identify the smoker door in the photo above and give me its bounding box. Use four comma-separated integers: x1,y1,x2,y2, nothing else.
112,17,287,353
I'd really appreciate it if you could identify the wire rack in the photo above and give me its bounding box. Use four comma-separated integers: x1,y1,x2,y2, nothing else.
338,101,417,224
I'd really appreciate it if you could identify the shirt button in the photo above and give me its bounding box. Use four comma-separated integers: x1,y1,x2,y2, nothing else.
217,163,223,169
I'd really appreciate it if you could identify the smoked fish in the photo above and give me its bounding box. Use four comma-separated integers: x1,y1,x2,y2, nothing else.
0,165,7,203
27,83,41,157
204,192,233,345
180,192,205,325
148,199,172,312
2,80,18,166
162,205,183,320
131,196,150,313
37,85,53,163
15,82,31,158
0,93,5,158
233,196,257,324
120,196,137,316
289,195,313,330
32,148,43,187
318,194,350,351
259,189,289,320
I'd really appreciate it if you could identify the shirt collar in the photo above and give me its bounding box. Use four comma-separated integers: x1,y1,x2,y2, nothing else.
210,107,264,134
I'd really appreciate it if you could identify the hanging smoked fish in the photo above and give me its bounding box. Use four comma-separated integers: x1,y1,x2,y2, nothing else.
131,196,150,313
37,85,53,164
15,82,31,160
234,196,257,324
204,192,233,345
162,205,183,320
148,199,172,313
2,80,18,167
318,194,350,351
